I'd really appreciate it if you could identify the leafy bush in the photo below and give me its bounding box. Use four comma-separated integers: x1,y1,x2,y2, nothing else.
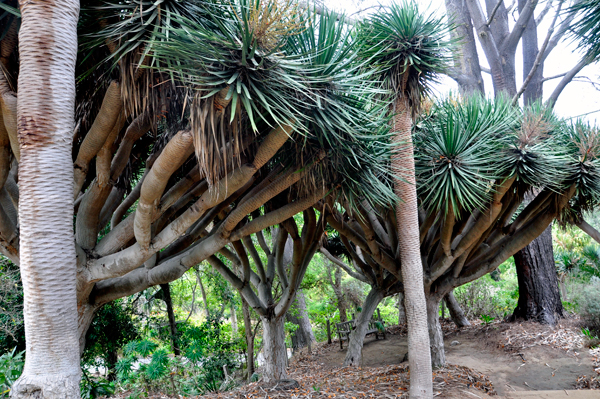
115,317,242,397
83,300,139,380
80,369,115,399
578,279,600,337
453,260,518,320
0,348,23,398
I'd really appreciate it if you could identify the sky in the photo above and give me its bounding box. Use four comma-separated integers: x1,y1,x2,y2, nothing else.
321,0,600,123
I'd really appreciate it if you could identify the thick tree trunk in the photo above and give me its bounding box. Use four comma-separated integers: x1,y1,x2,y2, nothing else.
260,316,287,382
426,295,446,367
512,226,564,325
343,287,384,367
241,298,255,380
286,290,315,353
160,283,180,356
398,292,406,325
11,1,81,398
393,97,433,398
444,291,470,328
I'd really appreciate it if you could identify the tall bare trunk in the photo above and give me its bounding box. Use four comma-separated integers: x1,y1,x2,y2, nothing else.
426,295,446,367
343,286,384,367
261,316,287,382
11,1,81,397
444,291,470,328
241,298,255,380
393,98,433,398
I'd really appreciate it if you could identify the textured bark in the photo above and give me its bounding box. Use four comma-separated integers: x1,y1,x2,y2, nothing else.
261,316,287,382
343,286,384,367
444,291,470,328
512,226,563,325
426,295,446,367
11,1,81,397
393,97,433,397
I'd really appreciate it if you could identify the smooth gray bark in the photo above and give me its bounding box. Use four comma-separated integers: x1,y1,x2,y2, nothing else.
426,295,446,368
444,291,470,328
343,286,384,367
261,316,287,382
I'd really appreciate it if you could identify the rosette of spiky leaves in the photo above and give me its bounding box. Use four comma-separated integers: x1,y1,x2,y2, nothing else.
568,0,600,62
79,0,210,119
503,102,570,191
356,1,451,110
559,120,600,219
150,0,315,185
271,8,397,209
414,95,518,217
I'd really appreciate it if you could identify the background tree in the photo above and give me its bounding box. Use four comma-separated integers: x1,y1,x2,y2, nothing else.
329,95,600,367
444,0,599,324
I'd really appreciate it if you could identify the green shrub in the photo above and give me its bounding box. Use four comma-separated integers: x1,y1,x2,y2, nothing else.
578,279,600,336
0,348,24,398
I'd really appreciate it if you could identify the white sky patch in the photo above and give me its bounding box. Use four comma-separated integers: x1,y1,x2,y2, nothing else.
321,0,600,123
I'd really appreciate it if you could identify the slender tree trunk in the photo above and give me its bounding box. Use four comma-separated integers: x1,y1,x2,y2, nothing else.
160,283,180,356
398,292,406,325
197,272,209,318
393,97,433,398
241,298,255,380
512,226,564,325
329,266,348,322
11,1,81,398
260,315,287,382
231,301,238,336
444,291,470,327
106,350,118,381
343,287,384,367
426,295,446,367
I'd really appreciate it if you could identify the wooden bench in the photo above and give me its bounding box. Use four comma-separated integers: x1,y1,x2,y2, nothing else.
335,318,386,349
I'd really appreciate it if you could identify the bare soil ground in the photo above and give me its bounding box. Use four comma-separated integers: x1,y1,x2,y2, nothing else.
316,318,598,396
112,318,600,398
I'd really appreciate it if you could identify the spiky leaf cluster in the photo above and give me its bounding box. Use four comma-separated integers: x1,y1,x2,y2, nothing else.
356,1,451,108
568,0,600,61
149,1,396,208
414,95,600,218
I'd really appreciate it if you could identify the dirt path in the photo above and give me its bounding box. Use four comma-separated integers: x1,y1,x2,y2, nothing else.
319,320,598,396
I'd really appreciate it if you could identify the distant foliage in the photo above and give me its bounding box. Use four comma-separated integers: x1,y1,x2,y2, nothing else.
0,348,23,398
0,259,23,353
578,279,600,337
83,299,139,379
453,260,518,320
116,317,242,397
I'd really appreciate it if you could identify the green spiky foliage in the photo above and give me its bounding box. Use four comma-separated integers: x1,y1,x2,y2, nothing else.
150,1,396,207
568,0,600,61
356,1,451,109
326,95,600,364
